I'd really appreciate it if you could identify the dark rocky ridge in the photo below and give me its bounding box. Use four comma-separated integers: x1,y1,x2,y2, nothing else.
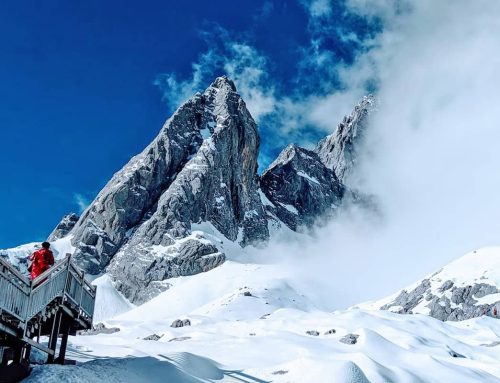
261,145,344,231
47,213,79,241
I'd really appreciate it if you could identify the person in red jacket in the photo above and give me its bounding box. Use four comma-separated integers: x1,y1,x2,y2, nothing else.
29,241,55,280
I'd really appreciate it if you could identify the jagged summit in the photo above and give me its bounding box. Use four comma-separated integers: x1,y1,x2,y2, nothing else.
259,95,374,231
210,75,237,92
263,143,302,172
315,95,374,183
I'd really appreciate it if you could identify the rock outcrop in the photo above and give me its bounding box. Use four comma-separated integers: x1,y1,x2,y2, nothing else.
371,248,500,321
47,213,79,241
381,279,500,321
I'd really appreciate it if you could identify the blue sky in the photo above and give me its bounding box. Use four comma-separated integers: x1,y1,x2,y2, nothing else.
0,0,378,247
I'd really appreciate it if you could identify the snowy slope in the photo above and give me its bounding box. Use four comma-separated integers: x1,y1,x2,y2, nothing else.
25,252,500,382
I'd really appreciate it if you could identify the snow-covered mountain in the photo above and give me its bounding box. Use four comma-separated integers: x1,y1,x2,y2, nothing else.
8,76,370,305
358,247,500,321
3,77,500,382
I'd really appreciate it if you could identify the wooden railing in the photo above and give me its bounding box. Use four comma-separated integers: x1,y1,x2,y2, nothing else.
0,254,96,333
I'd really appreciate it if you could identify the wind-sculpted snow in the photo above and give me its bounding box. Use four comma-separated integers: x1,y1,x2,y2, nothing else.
29,259,500,383
361,247,500,321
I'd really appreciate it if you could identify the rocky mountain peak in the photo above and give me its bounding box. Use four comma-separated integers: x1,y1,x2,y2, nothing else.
40,78,374,304
315,95,375,183
59,76,269,303
210,75,237,92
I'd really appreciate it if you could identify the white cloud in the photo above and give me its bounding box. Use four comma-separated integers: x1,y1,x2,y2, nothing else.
303,0,333,18
73,193,91,214
250,0,500,309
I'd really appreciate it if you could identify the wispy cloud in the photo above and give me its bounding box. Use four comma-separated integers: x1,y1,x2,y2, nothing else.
73,193,91,214
249,0,500,309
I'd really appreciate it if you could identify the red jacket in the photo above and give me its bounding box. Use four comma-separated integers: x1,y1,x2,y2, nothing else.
30,248,55,280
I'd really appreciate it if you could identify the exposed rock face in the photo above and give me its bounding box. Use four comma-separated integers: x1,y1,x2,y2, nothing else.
70,85,215,273
109,235,226,304
259,97,375,232
78,322,120,336
143,334,162,341
47,213,79,241
315,96,374,183
260,144,344,231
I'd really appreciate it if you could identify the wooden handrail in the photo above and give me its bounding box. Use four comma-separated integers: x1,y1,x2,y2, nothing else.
1,252,96,326
0,256,31,286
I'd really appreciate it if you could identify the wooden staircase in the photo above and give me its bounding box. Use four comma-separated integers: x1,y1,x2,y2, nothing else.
0,254,96,382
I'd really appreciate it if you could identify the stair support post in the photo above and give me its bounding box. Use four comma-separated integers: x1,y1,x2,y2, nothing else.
46,309,61,364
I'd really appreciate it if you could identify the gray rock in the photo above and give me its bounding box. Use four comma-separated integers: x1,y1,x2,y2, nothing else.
339,333,359,345
143,334,162,341
47,213,79,241
315,96,374,183
171,318,191,328
78,322,120,336
64,77,271,304
324,329,336,335
272,370,288,375
109,237,225,304
481,341,500,347
448,349,466,358
306,330,320,336
34,77,377,306
261,145,344,231
381,279,431,313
